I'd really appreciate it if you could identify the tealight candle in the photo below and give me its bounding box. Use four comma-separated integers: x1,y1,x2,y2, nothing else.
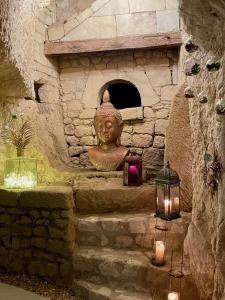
164,199,171,216
168,292,179,300
155,241,165,265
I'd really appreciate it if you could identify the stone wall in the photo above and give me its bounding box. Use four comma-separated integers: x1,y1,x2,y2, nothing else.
48,0,180,41
59,48,179,169
0,0,72,183
179,0,225,299
0,187,75,285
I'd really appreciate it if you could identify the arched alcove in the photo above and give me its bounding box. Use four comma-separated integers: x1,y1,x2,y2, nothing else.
100,80,141,109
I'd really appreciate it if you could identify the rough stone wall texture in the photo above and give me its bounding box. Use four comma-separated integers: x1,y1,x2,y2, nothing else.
48,0,180,41
180,0,225,299
0,187,75,285
0,0,72,182
165,84,193,211
59,48,179,170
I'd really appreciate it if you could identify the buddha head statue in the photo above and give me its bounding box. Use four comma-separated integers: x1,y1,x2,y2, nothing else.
88,89,129,171
94,90,123,149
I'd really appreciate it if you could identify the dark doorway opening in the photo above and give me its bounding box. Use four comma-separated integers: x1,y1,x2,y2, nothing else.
101,81,141,109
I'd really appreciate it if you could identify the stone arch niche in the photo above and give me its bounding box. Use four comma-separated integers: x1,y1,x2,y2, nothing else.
81,69,160,110
99,79,142,110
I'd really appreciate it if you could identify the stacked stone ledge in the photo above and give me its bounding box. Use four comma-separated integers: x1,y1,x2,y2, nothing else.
0,187,75,285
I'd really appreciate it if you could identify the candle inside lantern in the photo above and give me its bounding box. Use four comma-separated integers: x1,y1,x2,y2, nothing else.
129,165,137,173
168,292,179,300
155,241,165,265
174,197,180,210
164,199,171,216
129,165,137,184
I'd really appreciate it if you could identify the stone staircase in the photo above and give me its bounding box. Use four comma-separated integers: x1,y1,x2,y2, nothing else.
72,177,199,300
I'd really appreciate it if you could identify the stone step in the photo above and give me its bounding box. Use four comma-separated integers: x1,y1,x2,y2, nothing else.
72,279,155,300
73,178,155,214
76,212,191,250
72,247,198,299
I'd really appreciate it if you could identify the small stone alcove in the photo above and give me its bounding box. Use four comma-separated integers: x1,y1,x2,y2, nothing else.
100,80,141,110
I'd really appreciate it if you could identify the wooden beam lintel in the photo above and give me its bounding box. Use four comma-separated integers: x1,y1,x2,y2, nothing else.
44,32,182,56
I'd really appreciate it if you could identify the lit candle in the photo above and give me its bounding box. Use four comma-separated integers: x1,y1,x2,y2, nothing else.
164,199,171,216
155,241,165,265
174,197,180,210
168,292,179,300
129,165,137,173
129,165,137,185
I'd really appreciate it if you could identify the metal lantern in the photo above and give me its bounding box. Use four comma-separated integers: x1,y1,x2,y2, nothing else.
123,153,143,186
155,162,181,221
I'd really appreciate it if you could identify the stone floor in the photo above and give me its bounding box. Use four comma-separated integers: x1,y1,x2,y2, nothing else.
0,283,49,300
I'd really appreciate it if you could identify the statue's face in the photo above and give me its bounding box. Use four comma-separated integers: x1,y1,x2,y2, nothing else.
94,116,122,145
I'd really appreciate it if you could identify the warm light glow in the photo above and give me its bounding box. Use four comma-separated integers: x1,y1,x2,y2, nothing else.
4,172,37,189
168,292,179,300
174,197,180,210
164,199,171,216
129,165,137,173
155,241,165,265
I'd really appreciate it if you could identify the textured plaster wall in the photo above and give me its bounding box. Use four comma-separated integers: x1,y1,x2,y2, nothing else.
180,0,225,299
48,0,180,41
0,0,72,183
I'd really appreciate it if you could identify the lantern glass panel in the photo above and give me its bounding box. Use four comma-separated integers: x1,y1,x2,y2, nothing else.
170,184,180,216
123,155,142,186
4,157,37,189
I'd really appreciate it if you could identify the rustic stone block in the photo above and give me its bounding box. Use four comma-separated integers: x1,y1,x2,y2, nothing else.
31,237,47,249
11,224,32,237
155,119,169,135
79,136,95,146
116,12,157,36
132,134,153,147
166,0,179,10
33,226,48,237
69,146,84,156
2,236,11,248
0,189,19,207
19,187,74,209
153,136,165,148
7,208,23,215
79,109,96,120
144,107,155,119
115,236,134,248
95,0,129,16
47,240,70,256
66,136,79,146
121,132,132,146
129,0,165,12
74,125,92,137
54,219,68,229
120,107,143,121
65,124,75,135
157,10,180,33
18,216,32,225
156,109,169,119
0,214,11,224
133,122,154,135
30,210,40,219
63,16,117,41
49,226,64,239
0,227,10,236
142,148,164,166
